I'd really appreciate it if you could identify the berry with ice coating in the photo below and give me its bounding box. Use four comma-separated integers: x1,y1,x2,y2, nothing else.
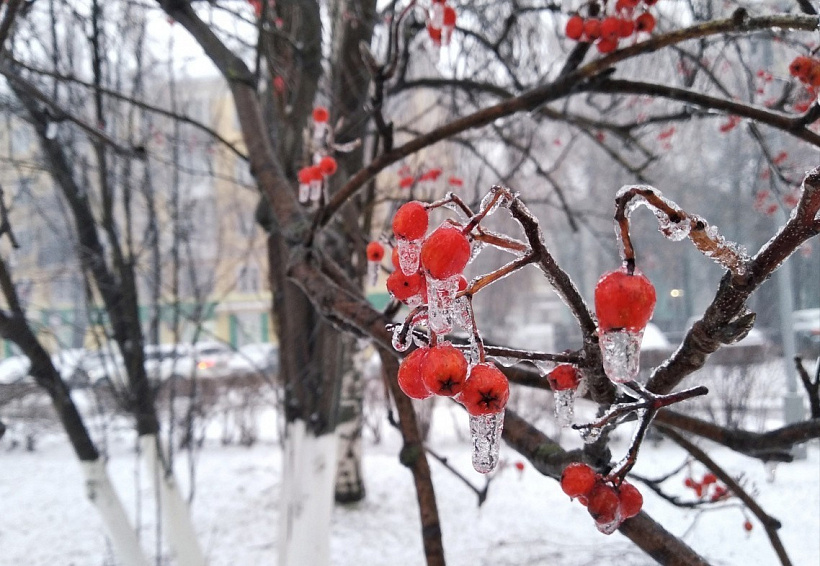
635,12,655,33
594,268,656,331
398,347,432,399
617,482,643,519
459,362,510,415
422,344,468,396
565,15,584,40
386,270,424,302
392,201,428,241
318,155,337,176
420,225,471,280
587,482,620,524
547,364,581,391
560,463,598,498
366,241,385,262
312,106,329,123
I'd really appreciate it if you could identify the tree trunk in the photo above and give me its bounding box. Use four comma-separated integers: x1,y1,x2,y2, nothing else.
140,434,206,566
334,341,366,503
278,420,339,565
82,459,150,566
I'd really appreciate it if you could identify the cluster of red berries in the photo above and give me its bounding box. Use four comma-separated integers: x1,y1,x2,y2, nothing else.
426,0,457,47
398,343,510,416
565,0,657,54
560,463,643,534
296,107,338,204
788,55,820,88
398,165,464,190
683,472,730,501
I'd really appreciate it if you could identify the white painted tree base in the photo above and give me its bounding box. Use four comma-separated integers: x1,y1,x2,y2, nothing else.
81,459,150,566
140,434,206,566
278,420,339,566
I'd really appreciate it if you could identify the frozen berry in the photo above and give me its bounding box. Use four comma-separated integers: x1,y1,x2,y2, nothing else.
366,241,385,262
743,520,753,532
635,12,655,33
702,473,717,485
386,270,424,302
459,362,510,415
420,225,471,280
391,247,401,269
392,201,429,241
618,482,643,518
597,36,619,53
398,347,432,399
566,15,584,40
421,344,468,396
547,364,581,391
583,18,601,41
318,155,338,176
789,56,814,80
617,18,635,37
587,482,620,524
560,463,598,498
594,268,656,332
514,461,525,472
600,17,620,39
312,106,329,123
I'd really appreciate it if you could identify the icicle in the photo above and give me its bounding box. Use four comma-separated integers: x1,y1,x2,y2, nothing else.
554,389,575,428
599,328,644,383
494,356,520,368
533,360,554,376
391,325,413,352
427,275,459,335
594,512,623,535
45,122,58,140
309,178,323,202
580,426,601,444
452,296,471,331
429,3,444,29
298,183,310,203
764,460,778,483
397,238,422,276
470,410,505,473
654,208,690,241
479,186,511,217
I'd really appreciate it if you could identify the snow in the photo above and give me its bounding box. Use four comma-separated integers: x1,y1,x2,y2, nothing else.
0,395,818,566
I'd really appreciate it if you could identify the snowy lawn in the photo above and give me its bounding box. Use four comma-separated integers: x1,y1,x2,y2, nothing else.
1,397,818,566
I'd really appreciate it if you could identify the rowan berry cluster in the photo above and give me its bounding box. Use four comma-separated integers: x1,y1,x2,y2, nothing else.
383,199,511,419
683,472,730,501
561,462,644,534
565,0,657,54
297,107,339,204
397,164,464,190
788,55,820,88
426,0,457,47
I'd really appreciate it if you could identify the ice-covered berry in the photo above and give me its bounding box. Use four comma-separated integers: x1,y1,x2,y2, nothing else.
547,364,581,391
386,270,424,302
366,241,385,262
594,268,656,332
587,482,620,524
617,482,643,518
560,463,598,498
312,106,329,123
392,201,429,241
398,347,432,399
420,225,471,280
459,362,510,415
421,343,468,396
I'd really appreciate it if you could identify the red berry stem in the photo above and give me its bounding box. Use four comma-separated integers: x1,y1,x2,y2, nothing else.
471,229,529,254
614,185,750,276
391,304,429,348
464,295,486,363
461,186,513,235
424,192,476,218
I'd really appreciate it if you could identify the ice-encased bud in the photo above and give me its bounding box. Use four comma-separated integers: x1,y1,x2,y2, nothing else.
470,410,504,473
397,238,422,276
600,328,644,383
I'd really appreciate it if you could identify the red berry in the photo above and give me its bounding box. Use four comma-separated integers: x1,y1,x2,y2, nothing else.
456,275,468,291
597,36,619,53
702,473,717,485
366,241,385,262
617,18,635,37
420,225,471,280
560,463,598,498
565,15,584,40
421,344,468,396
514,461,525,471
443,5,456,26
617,0,641,8
600,17,620,39
684,477,696,488
743,520,753,532
297,167,312,184
399,176,415,189
459,362,510,416
594,268,656,332
392,201,428,241
312,106,329,123
398,348,432,400
618,482,643,518
635,12,655,33
587,482,620,524
547,364,581,391
789,56,814,80
583,18,601,41
807,64,820,87
386,270,424,302
427,22,442,45
318,156,337,176
448,176,464,187
391,247,400,269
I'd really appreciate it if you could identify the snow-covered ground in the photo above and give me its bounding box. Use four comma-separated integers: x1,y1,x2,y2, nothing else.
1,390,818,566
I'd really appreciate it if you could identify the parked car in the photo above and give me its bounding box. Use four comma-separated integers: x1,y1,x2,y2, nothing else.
227,342,279,379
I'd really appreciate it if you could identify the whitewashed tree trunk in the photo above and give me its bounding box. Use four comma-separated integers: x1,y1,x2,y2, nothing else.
334,353,365,503
140,434,206,566
81,459,150,566
279,419,339,566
